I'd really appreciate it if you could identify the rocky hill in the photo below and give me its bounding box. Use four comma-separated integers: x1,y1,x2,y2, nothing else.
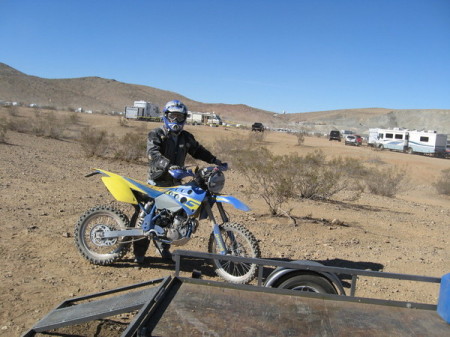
1,62,449,134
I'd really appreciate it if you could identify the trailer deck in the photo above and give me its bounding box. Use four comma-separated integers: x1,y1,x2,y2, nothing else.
22,251,449,337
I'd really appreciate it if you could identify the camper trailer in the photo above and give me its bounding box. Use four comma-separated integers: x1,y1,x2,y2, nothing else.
125,101,161,121
186,111,222,126
368,128,448,156
186,111,204,125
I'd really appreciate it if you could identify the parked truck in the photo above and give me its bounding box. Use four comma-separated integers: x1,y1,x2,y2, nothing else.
124,101,161,121
368,128,448,156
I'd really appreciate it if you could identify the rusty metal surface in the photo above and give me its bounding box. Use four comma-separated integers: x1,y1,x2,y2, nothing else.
151,282,449,337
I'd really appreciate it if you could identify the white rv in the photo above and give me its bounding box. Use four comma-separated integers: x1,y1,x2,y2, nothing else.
186,111,203,125
368,128,448,156
125,101,161,121
186,111,222,126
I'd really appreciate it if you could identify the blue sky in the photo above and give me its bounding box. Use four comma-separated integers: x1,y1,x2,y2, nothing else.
1,0,449,113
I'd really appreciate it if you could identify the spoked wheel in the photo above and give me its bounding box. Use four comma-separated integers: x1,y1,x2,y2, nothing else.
208,222,260,284
74,205,131,265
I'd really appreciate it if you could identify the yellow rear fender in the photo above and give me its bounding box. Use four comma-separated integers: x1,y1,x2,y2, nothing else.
93,169,147,205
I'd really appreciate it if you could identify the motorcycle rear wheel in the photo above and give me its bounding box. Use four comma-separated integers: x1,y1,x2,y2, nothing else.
74,205,131,265
208,222,260,284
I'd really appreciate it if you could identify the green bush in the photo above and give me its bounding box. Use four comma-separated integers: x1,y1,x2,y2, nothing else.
434,168,450,195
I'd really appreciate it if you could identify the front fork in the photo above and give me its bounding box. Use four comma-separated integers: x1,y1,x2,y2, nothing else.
204,201,234,255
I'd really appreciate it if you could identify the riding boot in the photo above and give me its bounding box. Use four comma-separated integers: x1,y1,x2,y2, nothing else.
133,238,150,264
154,241,172,260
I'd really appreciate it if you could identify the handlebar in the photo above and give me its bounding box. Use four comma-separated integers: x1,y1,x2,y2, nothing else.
168,163,228,180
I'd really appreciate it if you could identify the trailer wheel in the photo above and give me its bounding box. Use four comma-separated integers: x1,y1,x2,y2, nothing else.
275,273,338,294
406,147,413,154
378,144,384,150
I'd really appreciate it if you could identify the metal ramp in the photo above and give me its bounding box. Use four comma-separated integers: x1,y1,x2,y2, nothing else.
21,277,172,337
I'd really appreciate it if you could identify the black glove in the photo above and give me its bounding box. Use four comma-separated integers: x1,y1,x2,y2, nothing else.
155,156,170,171
213,158,222,166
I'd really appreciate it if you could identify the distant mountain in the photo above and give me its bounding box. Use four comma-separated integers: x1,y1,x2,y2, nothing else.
1,63,449,134
0,63,274,125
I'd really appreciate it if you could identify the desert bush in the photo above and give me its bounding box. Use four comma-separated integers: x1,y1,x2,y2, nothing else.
6,105,18,116
433,168,450,195
295,132,305,146
0,117,7,143
234,146,294,215
365,155,386,165
291,151,366,199
364,166,406,197
79,127,112,158
213,134,261,167
66,112,81,125
113,131,147,162
31,111,68,139
221,138,366,215
6,117,32,133
252,131,265,143
40,105,57,110
118,116,129,127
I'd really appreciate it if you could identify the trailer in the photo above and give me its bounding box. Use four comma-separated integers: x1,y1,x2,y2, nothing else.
186,111,203,125
368,128,448,156
186,111,222,126
125,101,161,121
22,250,449,337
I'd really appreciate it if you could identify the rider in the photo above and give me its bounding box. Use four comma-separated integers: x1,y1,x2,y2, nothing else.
133,99,223,264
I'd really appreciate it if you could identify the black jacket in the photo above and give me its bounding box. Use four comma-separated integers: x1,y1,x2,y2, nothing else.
147,126,217,183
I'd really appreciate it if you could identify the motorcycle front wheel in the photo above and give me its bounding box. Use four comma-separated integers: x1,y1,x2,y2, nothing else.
208,222,261,284
74,205,131,265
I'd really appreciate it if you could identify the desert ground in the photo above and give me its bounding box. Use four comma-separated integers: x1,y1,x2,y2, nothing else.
0,108,449,336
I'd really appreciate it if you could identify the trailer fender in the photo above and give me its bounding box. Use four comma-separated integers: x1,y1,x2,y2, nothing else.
264,260,346,295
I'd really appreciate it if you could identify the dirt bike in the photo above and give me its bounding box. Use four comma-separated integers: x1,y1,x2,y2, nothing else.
74,164,261,284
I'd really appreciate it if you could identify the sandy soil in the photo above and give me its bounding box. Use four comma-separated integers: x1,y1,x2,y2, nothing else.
0,109,449,336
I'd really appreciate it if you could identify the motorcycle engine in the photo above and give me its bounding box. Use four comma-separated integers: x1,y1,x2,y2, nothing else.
157,210,198,246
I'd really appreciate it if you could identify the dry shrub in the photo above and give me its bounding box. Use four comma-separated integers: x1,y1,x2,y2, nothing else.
292,151,366,199
7,116,32,133
213,134,260,167
113,131,146,162
31,111,68,139
217,135,366,215
295,132,305,146
66,112,81,125
79,127,112,158
118,116,129,127
6,105,18,116
251,131,266,143
0,117,7,143
434,168,450,195
364,166,406,197
235,146,292,215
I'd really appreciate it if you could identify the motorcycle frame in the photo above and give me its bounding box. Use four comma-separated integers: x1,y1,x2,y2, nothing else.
101,196,230,255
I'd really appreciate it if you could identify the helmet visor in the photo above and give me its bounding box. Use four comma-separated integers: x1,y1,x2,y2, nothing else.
166,112,186,123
